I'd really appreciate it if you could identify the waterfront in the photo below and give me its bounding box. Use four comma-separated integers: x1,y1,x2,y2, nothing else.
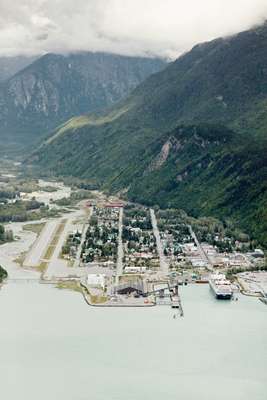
0,176,266,399
0,283,266,400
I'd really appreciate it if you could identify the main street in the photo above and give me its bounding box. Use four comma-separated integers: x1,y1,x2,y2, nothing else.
150,208,169,275
115,207,124,285
73,207,92,268
188,225,213,271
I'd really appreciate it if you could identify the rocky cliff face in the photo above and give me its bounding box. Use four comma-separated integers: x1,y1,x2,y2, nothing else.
0,56,39,82
0,52,166,148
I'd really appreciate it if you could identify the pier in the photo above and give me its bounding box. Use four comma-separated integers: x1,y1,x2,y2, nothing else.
145,281,184,316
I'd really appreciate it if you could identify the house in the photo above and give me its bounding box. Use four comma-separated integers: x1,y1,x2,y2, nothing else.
190,259,208,268
182,243,198,254
252,249,264,258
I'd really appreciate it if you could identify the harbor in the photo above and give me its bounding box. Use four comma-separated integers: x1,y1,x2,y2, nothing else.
0,175,266,400
1,12,267,400
0,283,266,400
0,179,266,314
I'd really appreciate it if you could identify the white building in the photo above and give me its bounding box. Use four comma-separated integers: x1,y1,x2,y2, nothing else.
124,266,147,273
253,249,264,258
87,274,106,289
182,243,198,254
190,259,208,268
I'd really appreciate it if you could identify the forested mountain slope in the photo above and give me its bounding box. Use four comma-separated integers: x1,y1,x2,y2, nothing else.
31,23,267,246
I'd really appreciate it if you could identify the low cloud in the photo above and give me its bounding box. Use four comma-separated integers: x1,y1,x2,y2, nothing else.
0,0,267,59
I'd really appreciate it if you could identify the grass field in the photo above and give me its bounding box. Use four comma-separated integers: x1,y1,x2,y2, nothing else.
56,280,82,293
23,222,45,235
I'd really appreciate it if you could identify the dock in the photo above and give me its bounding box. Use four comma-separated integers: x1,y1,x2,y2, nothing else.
168,283,184,316
145,281,184,316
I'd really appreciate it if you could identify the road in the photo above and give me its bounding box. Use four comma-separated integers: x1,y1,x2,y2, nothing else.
188,225,213,271
73,207,92,268
115,207,124,285
23,220,59,267
150,208,169,275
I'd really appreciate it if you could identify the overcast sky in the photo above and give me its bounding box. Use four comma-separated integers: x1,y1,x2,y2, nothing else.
1,0,267,59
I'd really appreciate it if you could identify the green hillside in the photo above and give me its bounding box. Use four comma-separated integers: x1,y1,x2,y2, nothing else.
125,125,267,247
30,23,267,246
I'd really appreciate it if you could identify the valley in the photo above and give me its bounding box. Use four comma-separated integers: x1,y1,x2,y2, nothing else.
0,164,266,400
1,5,267,400
1,22,267,304
1,25,266,252
29,24,267,250
0,162,265,307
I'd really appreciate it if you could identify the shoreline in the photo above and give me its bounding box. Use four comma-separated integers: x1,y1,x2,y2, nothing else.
80,282,156,307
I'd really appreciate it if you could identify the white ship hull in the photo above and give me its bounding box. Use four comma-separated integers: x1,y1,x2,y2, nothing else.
209,280,233,300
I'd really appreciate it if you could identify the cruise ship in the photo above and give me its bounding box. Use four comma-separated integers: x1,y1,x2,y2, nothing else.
209,273,233,300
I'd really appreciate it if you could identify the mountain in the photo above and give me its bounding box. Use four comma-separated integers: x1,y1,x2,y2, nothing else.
0,55,39,82
0,52,166,151
31,23,267,246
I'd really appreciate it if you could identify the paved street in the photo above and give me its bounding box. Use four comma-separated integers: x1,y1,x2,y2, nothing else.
188,225,213,271
115,207,124,285
73,207,92,268
150,208,169,275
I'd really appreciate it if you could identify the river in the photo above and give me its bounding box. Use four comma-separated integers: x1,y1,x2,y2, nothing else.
0,283,266,400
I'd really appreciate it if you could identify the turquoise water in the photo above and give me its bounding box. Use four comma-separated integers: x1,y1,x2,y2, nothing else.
0,283,266,400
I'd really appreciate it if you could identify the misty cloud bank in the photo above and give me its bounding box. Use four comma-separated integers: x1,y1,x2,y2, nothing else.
1,0,267,59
